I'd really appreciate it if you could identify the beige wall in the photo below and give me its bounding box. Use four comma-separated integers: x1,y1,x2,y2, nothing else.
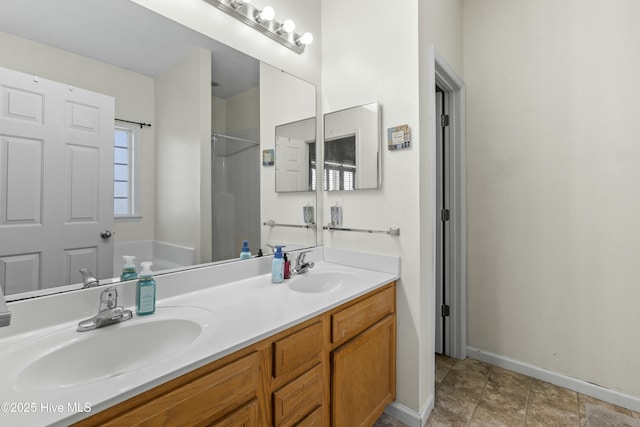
420,0,463,74
464,0,640,398
212,96,227,133
0,30,156,244
211,87,259,137
226,87,260,133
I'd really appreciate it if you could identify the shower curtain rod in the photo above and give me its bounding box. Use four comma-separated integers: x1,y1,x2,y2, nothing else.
212,132,259,145
115,118,152,128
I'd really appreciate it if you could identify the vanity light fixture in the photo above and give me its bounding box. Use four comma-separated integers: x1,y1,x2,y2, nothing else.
204,0,313,54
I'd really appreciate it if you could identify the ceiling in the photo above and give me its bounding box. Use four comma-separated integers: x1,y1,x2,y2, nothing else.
0,0,259,99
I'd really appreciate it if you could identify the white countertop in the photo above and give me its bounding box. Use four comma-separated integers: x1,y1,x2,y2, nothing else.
0,248,399,426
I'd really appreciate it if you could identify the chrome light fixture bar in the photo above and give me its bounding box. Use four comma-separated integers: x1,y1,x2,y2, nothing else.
204,0,313,54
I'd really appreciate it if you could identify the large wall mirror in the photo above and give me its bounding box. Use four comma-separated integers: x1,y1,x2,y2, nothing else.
323,102,380,191
0,0,317,301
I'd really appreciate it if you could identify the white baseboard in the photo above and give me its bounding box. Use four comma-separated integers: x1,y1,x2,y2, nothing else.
467,346,640,413
385,397,434,427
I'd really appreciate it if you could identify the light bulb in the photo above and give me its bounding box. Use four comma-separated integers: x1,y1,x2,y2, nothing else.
296,32,313,46
278,19,295,34
256,6,275,23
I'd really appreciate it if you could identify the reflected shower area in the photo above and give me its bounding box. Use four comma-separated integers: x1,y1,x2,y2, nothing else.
209,49,261,262
211,132,260,261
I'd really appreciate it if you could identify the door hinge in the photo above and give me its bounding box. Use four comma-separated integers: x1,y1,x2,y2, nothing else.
441,209,450,222
440,114,450,127
441,304,450,317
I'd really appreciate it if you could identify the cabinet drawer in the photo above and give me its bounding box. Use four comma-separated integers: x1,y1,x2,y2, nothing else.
273,321,323,378
272,364,324,427
331,285,394,345
295,406,324,427
212,398,259,427
104,352,261,426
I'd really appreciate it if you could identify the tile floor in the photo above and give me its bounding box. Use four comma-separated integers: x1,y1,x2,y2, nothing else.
374,354,640,427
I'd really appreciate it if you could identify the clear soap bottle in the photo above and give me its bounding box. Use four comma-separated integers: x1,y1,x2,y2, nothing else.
136,262,156,316
240,240,252,260
271,245,285,284
120,255,138,281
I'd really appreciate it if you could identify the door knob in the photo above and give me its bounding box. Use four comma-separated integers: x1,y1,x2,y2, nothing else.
100,230,113,239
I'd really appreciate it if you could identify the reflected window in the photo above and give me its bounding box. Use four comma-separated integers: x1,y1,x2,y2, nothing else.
114,125,138,217
309,141,317,190
323,135,356,191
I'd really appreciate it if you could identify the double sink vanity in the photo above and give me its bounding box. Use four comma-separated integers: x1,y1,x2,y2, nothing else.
0,247,399,426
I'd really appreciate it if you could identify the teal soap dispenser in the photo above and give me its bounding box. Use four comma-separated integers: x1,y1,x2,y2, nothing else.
271,245,285,284
240,240,252,260
120,255,138,281
136,262,156,316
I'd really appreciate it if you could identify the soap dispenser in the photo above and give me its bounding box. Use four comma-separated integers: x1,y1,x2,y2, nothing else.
136,262,156,316
240,240,252,260
120,255,138,281
272,245,285,284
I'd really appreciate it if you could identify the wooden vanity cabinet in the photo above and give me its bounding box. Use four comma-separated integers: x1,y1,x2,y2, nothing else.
73,282,395,427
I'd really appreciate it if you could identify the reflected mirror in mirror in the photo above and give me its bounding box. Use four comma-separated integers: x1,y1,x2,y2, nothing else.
275,118,316,193
0,0,317,301
323,102,380,191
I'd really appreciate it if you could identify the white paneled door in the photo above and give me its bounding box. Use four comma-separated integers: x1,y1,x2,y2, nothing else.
275,135,309,192
0,66,114,296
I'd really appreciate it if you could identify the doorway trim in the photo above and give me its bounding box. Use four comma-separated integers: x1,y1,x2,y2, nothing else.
434,50,467,360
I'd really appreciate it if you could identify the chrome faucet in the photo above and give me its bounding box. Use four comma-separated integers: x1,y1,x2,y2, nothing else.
291,250,315,276
77,287,132,332
80,268,99,288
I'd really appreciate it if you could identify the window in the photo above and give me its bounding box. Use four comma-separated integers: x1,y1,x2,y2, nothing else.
114,125,137,217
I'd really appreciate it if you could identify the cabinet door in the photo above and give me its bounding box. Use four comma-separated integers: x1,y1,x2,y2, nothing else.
331,315,395,427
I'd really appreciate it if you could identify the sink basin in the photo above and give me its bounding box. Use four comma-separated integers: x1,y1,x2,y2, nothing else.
13,307,218,391
287,271,359,293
